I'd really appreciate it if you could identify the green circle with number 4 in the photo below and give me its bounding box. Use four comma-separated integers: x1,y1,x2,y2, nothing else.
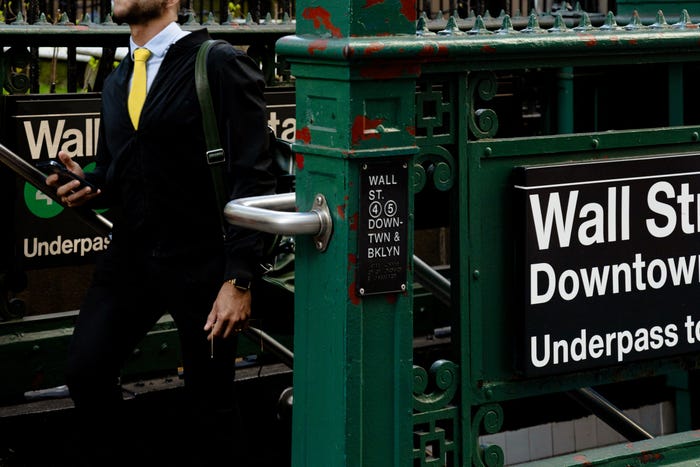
24,162,100,218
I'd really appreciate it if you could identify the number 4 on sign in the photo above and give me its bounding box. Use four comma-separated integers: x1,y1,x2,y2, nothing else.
36,190,54,205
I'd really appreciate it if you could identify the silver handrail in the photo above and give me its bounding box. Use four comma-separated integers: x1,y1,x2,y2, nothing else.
224,193,333,251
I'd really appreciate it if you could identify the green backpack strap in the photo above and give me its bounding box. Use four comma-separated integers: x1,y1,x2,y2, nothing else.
195,39,228,234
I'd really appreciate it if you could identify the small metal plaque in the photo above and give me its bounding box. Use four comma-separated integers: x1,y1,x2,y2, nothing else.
357,159,409,296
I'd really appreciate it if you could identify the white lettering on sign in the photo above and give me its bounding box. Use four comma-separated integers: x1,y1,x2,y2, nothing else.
23,118,100,160
529,186,631,250
529,324,680,368
358,161,408,295
23,234,110,258
518,155,700,375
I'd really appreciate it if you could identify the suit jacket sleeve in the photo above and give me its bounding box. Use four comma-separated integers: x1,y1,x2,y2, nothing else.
210,46,276,281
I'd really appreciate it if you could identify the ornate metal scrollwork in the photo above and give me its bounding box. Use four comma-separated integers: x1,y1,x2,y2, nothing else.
467,71,499,139
413,359,458,412
413,145,455,193
472,404,505,467
2,47,32,94
412,360,460,465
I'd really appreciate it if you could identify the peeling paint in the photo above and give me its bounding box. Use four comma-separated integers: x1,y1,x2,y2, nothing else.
572,455,592,466
337,204,346,220
302,6,343,38
350,212,359,231
364,42,385,55
406,125,416,136
296,126,311,144
295,153,305,170
481,45,496,53
638,452,663,463
581,34,597,47
351,115,384,145
348,253,357,265
399,0,417,22
308,39,329,55
363,0,385,7
348,282,361,305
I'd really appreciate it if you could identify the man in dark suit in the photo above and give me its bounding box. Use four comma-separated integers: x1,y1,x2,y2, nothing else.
46,0,275,463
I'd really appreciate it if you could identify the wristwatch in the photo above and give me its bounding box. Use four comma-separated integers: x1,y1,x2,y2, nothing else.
227,278,252,291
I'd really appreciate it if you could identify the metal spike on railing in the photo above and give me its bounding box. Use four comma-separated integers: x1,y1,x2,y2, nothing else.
224,12,236,25
521,12,546,33
673,9,698,29
264,12,272,24
574,2,582,12
495,14,515,34
57,12,74,26
203,11,216,25
599,11,620,31
469,9,476,19
416,15,435,36
438,15,464,35
513,9,522,18
453,9,459,20
184,11,199,25
12,11,28,25
573,11,593,31
650,10,669,29
624,10,644,30
483,9,492,20
102,13,116,26
79,13,95,26
497,9,506,19
468,14,493,35
548,12,568,33
245,12,253,25
34,12,50,25
283,12,291,24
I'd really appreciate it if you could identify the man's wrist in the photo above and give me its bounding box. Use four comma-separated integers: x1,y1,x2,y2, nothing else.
226,277,252,292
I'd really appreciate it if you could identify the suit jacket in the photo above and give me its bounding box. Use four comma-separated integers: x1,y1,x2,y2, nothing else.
87,28,275,281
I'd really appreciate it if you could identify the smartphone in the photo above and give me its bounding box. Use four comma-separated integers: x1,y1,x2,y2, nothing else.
35,160,97,192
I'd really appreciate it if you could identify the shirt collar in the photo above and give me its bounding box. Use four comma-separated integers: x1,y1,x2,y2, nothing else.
129,22,188,60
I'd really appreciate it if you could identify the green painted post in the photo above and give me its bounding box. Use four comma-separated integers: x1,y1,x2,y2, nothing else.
279,1,418,466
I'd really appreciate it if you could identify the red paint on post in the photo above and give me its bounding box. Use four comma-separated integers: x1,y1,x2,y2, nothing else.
638,452,663,463
337,204,346,220
348,282,361,305
295,153,305,170
400,0,417,22
364,0,385,7
308,39,329,55
348,253,357,265
296,127,311,144
364,42,385,55
351,115,384,145
481,45,496,53
581,34,597,47
385,294,397,304
406,125,416,136
302,7,343,38
349,212,359,231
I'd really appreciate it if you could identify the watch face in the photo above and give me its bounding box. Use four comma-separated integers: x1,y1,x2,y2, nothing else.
231,278,251,290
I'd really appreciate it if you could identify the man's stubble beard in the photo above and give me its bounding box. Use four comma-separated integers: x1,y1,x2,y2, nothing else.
113,0,168,25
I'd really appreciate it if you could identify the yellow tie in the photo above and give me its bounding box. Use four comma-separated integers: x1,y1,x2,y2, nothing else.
128,48,151,129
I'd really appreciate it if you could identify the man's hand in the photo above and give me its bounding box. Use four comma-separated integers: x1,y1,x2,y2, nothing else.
204,281,251,340
45,150,100,207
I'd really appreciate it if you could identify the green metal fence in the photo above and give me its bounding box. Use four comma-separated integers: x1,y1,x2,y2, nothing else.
279,2,700,465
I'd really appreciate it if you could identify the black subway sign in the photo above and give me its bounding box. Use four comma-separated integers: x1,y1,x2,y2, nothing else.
357,160,409,296
516,153,700,376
